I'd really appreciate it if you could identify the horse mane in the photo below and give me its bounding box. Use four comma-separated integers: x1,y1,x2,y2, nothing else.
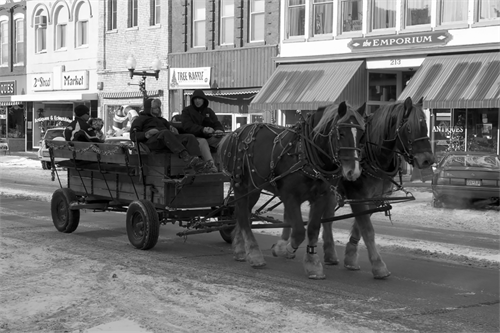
312,102,365,137
368,101,425,146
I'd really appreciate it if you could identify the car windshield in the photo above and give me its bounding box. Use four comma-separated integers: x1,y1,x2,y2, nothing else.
443,154,500,169
44,130,64,140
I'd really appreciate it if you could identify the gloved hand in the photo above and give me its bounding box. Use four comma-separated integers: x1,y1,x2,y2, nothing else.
214,130,224,137
203,127,215,135
145,128,159,139
170,125,179,135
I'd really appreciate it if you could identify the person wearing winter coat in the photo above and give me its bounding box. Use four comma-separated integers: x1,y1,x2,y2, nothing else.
181,89,224,172
130,98,213,174
64,105,101,142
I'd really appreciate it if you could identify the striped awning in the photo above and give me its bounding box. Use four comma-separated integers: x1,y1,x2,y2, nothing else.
0,101,19,106
100,90,162,99
184,88,260,96
250,60,366,110
398,52,500,109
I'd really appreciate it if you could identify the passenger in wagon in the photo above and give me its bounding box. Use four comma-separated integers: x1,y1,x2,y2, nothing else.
130,98,214,174
64,105,102,143
181,89,223,172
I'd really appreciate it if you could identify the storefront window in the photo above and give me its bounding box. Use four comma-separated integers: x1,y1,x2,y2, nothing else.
368,72,397,102
7,106,26,138
467,108,498,153
33,103,73,147
105,104,141,138
0,107,7,139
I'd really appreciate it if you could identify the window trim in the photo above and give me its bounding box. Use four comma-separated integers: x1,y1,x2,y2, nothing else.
55,23,67,51
312,0,334,37
220,0,235,45
128,0,138,28
338,0,363,37
249,0,265,42
34,12,47,54
107,0,117,31
0,19,8,66
369,0,397,33
286,0,306,40
14,18,24,65
150,0,161,26
76,20,88,48
436,0,469,28
192,0,206,48
472,0,500,27
402,0,432,31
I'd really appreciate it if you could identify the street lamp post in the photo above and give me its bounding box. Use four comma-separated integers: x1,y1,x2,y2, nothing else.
126,55,162,105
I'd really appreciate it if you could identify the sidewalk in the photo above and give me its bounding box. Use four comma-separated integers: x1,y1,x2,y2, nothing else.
0,150,39,161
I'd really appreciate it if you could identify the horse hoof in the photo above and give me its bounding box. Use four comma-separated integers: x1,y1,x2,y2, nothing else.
233,254,246,262
250,262,266,268
324,259,340,265
373,271,391,279
344,264,361,271
308,274,326,280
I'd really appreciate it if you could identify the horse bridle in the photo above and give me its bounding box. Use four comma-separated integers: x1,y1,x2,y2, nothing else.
394,115,430,166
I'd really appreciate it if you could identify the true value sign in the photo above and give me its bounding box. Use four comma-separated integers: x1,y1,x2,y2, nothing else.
348,31,452,51
32,70,89,91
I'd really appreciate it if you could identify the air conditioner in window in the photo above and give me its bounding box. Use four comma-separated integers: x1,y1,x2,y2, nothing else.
35,16,47,26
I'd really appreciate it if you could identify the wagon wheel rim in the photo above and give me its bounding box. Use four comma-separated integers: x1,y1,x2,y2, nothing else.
55,200,68,227
131,212,145,239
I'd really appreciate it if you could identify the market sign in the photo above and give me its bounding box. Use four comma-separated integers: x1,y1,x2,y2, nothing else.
62,70,89,90
348,31,452,52
169,67,211,90
0,81,16,95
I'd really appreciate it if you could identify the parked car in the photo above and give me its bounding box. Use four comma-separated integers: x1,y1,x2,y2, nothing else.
37,128,66,170
431,151,500,208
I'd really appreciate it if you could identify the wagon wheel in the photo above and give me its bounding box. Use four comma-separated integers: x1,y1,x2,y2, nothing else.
126,200,160,250
51,188,80,233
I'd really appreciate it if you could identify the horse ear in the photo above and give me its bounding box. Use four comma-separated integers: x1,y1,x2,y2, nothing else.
417,97,424,105
356,103,366,117
404,97,413,118
338,101,347,118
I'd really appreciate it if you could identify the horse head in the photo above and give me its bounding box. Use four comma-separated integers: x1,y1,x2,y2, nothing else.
396,97,435,169
312,101,365,182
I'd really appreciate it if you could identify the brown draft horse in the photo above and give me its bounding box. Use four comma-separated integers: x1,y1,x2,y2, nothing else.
282,97,435,279
219,102,365,279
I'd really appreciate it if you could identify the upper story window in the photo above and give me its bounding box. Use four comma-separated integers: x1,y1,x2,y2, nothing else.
75,2,90,47
476,0,500,22
313,0,333,36
371,0,396,30
54,6,69,50
404,0,431,28
439,0,468,24
340,0,363,34
34,11,47,53
250,0,265,42
128,0,138,28
193,0,206,47
287,0,305,38
151,0,161,25
14,18,24,64
0,20,8,65
221,0,234,44
107,0,117,30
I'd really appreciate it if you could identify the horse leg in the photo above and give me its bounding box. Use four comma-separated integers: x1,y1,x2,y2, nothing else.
232,187,265,267
322,194,339,265
303,197,327,280
344,218,361,270
351,205,390,279
272,199,305,260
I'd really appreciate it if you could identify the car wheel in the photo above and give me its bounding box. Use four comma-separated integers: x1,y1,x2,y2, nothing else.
41,161,49,170
432,197,443,208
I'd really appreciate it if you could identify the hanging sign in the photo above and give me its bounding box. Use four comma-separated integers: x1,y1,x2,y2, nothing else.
169,67,211,90
62,70,89,90
348,31,452,52
0,81,16,95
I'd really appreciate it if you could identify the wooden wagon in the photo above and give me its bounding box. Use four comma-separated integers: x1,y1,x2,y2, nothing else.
48,140,235,249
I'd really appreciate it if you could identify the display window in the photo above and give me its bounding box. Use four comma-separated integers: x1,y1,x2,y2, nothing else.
33,103,73,147
0,105,26,139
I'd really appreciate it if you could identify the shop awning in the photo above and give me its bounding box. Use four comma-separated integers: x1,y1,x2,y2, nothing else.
250,60,366,110
184,88,260,96
100,90,163,99
11,92,99,102
398,52,500,109
0,97,19,106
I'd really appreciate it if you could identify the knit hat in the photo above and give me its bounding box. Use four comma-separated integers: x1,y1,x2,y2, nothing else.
75,105,90,117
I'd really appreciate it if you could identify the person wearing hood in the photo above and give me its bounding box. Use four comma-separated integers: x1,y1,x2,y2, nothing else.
64,105,102,142
181,89,224,172
130,98,213,174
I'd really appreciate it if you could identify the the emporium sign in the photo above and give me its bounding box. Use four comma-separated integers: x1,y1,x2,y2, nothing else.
348,31,452,51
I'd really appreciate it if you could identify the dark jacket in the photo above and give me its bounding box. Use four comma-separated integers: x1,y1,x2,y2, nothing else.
64,117,101,142
181,89,223,138
130,112,171,143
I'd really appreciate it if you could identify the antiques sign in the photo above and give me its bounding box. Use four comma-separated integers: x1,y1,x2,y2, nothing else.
169,67,211,90
348,31,452,51
0,81,16,95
